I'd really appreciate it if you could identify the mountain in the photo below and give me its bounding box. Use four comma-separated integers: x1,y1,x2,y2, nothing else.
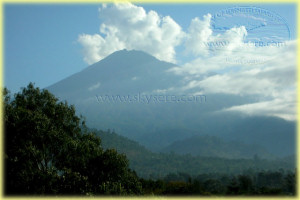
47,49,180,99
46,49,296,157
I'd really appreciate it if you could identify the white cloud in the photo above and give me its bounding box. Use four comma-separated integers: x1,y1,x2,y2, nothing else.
222,89,296,121
185,14,213,56
152,89,168,94
169,13,296,121
88,82,101,91
184,13,248,58
78,3,184,64
78,4,296,121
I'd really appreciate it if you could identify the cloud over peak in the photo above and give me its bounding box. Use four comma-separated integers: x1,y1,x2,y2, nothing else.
78,3,183,64
78,3,296,121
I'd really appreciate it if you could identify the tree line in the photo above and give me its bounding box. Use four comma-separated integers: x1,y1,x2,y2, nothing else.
140,170,295,195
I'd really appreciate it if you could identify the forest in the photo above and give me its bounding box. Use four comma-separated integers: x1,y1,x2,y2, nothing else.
96,129,295,179
4,83,296,196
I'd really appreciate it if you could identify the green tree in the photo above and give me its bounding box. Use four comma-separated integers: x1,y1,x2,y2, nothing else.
226,177,239,195
4,83,141,195
238,175,253,194
203,179,225,194
284,171,295,195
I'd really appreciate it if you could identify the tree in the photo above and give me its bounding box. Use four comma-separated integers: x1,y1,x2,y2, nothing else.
4,83,141,195
203,179,225,194
226,177,239,195
284,171,295,195
238,175,253,194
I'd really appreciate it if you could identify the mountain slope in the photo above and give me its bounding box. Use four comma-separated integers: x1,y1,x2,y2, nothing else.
93,129,295,179
47,49,180,99
46,49,296,157
161,135,274,159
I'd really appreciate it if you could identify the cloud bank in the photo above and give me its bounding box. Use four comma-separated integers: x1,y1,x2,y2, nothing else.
78,3,183,64
78,3,296,121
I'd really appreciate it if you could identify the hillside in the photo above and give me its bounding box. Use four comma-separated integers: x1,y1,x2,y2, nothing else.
93,129,295,179
161,135,274,159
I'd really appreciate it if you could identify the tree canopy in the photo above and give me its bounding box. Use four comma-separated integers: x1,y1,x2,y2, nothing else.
4,83,142,195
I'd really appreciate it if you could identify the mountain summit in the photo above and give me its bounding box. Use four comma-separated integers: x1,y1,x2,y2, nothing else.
47,49,179,98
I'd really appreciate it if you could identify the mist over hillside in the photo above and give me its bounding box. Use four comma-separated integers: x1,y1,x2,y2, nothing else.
47,49,296,157
95,129,295,179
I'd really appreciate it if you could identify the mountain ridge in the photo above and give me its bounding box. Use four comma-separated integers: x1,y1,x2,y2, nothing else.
95,129,295,179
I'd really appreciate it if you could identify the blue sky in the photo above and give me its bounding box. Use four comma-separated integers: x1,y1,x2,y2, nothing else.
4,3,296,94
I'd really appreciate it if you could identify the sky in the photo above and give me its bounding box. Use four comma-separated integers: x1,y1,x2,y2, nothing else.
4,3,297,121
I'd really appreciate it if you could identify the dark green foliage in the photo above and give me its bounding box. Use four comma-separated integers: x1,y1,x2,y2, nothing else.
284,171,296,194
4,83,141,195
140,170,296,196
